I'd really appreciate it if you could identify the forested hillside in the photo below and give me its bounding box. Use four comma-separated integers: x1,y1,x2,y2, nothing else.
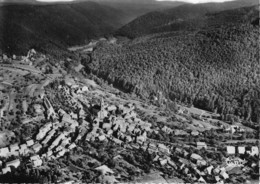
117,0,259,38
0,2,127,55
88,5,260,123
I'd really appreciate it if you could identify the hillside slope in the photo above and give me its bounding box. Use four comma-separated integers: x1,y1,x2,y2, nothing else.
0,2,127,55
116,0,259,38
89,5,260,123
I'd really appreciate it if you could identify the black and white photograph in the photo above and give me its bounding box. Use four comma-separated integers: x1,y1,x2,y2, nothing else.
0,0,259,183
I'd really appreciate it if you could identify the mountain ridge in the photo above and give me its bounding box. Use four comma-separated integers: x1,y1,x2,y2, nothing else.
116,0,259,38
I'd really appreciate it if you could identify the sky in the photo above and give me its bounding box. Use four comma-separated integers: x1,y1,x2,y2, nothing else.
156,0,235,3
0,0,236,4
35,0,235,3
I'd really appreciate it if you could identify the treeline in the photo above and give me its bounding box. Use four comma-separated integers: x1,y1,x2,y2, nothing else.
88,17,260,123
116,3,259,38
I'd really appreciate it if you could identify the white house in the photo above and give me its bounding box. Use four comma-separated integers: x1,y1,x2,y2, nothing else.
197,142,207,149
68,143,76,150
250,146,259,156
220,170,229,179
32,143,42,153
26,140,34,147
238,146,245,154
2,167,11,174
30,155,42,167
95,165,114,175
158,144,170,154
19,144,28,156
226,146,235,154
226,157,246,167
10,143,19,153
36,122,52,140
6,159,20,168
206,165,214,175
0,147,10,158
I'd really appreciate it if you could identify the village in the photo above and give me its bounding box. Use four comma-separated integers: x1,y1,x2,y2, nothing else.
0,50,259,183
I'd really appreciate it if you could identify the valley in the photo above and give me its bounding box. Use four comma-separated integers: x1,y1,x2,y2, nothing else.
0,0,259,183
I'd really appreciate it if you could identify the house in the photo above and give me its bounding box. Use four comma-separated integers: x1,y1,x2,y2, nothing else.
167,159,177,169
158,144,170,154
148,144,158,153
47,150,53,157
0,147,10,157
55,145,63,152
227,167,243,175
106,105,117,112
36,122,52,140
215,176,220,182
191,130,199,136
49,133,66,150
58,109,66,116
197,142,207,149
19,144,28,155
26,139,34,147
213,167,220,175
161,126,172,134
42,129,56,145
175,148,182,154
190,153,203,161
125,135,132,142
68,143,76,150
43,97,56,119
136,135,146,144
226,146,235,154
10,143,19,153
183,150,189,157
2,167,11,174
6,159,20,168
226,157,246,167
131,144,140,150
220,170,229,179
153,155,160,162
107,129,113,136
81,86,89,92
112,138,123,145
160,159,168,166
102,123,112,131
95,165,114,175
57,149,66,157
32,143,42,153
98,135,106,141
197,159,207,166
238,146,245,154
206,165,214,175
250,146,259,156
179,158,190,166
198,176,206,183
30,155,42,167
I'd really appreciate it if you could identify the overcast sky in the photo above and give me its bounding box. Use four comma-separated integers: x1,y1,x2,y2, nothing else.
156,0,234,3
35,0,235,3
0,0,236,4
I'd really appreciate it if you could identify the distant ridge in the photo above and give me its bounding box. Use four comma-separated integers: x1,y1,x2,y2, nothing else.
116,0,259,38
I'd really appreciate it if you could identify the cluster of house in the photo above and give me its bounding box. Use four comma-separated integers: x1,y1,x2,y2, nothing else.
226,145,259,156
0,139,35,174
225,125,245,134
83,99,153,147
0,83,87,175
0,66,258,184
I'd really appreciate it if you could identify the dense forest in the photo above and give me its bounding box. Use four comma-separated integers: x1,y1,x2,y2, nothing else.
88,5,260,123
116,0,259,38
0,1,128,55
0,0,184,56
